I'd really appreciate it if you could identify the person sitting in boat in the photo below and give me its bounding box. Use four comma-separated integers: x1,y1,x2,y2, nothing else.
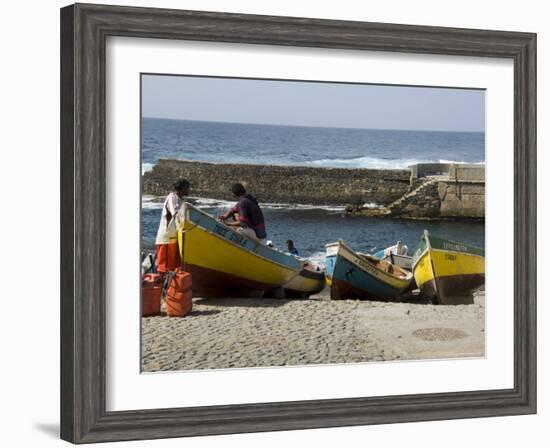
155,178,189,276
219,183,267,244
286,239,299,256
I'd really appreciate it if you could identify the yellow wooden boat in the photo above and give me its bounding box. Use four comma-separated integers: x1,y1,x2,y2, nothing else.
177,203,304,297
412,230,485,305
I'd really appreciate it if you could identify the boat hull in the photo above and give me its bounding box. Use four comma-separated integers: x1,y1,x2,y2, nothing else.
179,204,303,297
283,267,326,297
326,241,413,301
412,232,485,305
325,246,337,287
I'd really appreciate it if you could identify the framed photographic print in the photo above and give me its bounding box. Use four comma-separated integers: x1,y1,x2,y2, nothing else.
60,3,536,444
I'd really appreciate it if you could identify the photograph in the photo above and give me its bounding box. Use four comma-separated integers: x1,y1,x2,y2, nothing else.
140,74,486,372
53,2,538,444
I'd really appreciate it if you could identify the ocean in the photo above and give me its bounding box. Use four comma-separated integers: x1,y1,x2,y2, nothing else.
141,118,485,263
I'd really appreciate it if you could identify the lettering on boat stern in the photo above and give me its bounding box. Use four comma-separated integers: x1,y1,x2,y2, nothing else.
352,256,380,278
442,242,468,252
213,223,228,238
412,328,468,342
228,232,246,246
213,223,248,248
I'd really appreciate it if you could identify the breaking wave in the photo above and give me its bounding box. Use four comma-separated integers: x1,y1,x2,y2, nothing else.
142,196,346,212
307,156,484,170
305,251,327,268
142,163,155,174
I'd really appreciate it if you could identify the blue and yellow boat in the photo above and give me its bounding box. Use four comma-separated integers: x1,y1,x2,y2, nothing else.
177,203,304,298
325,240,413,300
412,230,485,305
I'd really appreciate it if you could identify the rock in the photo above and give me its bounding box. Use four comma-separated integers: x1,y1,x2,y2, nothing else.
143,159,410,206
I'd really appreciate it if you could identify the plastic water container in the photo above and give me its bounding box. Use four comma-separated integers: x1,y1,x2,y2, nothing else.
141,273,162,317
165,268,193,317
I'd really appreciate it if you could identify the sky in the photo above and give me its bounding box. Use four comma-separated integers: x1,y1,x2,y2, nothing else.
142,74,485,133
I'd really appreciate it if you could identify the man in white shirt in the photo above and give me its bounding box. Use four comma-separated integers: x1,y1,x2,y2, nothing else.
156,178,190,275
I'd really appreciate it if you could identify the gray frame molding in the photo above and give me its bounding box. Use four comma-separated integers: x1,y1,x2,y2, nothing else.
60,3,536,444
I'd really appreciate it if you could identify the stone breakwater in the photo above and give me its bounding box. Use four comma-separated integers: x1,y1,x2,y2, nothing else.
142,159,411,206
142,160,485,219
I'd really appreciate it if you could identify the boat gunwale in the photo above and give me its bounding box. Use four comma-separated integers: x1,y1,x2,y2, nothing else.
181,202,304,274
428,233,485,257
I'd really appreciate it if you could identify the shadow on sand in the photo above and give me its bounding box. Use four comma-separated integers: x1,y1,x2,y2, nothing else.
194,297,295,308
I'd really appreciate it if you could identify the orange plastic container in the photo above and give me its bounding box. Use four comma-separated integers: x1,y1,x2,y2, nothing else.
142,273,162,317
165,269,193,317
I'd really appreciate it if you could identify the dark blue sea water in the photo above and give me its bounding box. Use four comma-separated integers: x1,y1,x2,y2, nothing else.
141,118,485,262
141,118,485,172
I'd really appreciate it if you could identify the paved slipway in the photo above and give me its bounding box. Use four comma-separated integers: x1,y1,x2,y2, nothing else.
141,291,485,372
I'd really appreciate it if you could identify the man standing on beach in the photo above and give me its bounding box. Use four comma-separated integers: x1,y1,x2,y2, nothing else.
156,178,190,276
219,183,267,244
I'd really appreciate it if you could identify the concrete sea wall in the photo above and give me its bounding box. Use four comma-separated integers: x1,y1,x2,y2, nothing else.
368,163,485,219
438,165,485,218
143,159,411,206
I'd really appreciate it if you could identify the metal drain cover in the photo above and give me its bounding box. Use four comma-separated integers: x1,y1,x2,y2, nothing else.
412,328,468,341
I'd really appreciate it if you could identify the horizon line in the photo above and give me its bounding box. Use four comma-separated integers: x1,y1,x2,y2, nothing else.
142,116,485,134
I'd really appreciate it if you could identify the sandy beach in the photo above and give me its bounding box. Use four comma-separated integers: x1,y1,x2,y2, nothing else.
141,290,485,372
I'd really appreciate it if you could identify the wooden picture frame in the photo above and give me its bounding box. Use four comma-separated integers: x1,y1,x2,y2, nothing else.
60,3,536,443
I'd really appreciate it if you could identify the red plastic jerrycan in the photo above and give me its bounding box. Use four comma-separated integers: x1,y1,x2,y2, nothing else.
142,273,162,317
166,268,193,317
